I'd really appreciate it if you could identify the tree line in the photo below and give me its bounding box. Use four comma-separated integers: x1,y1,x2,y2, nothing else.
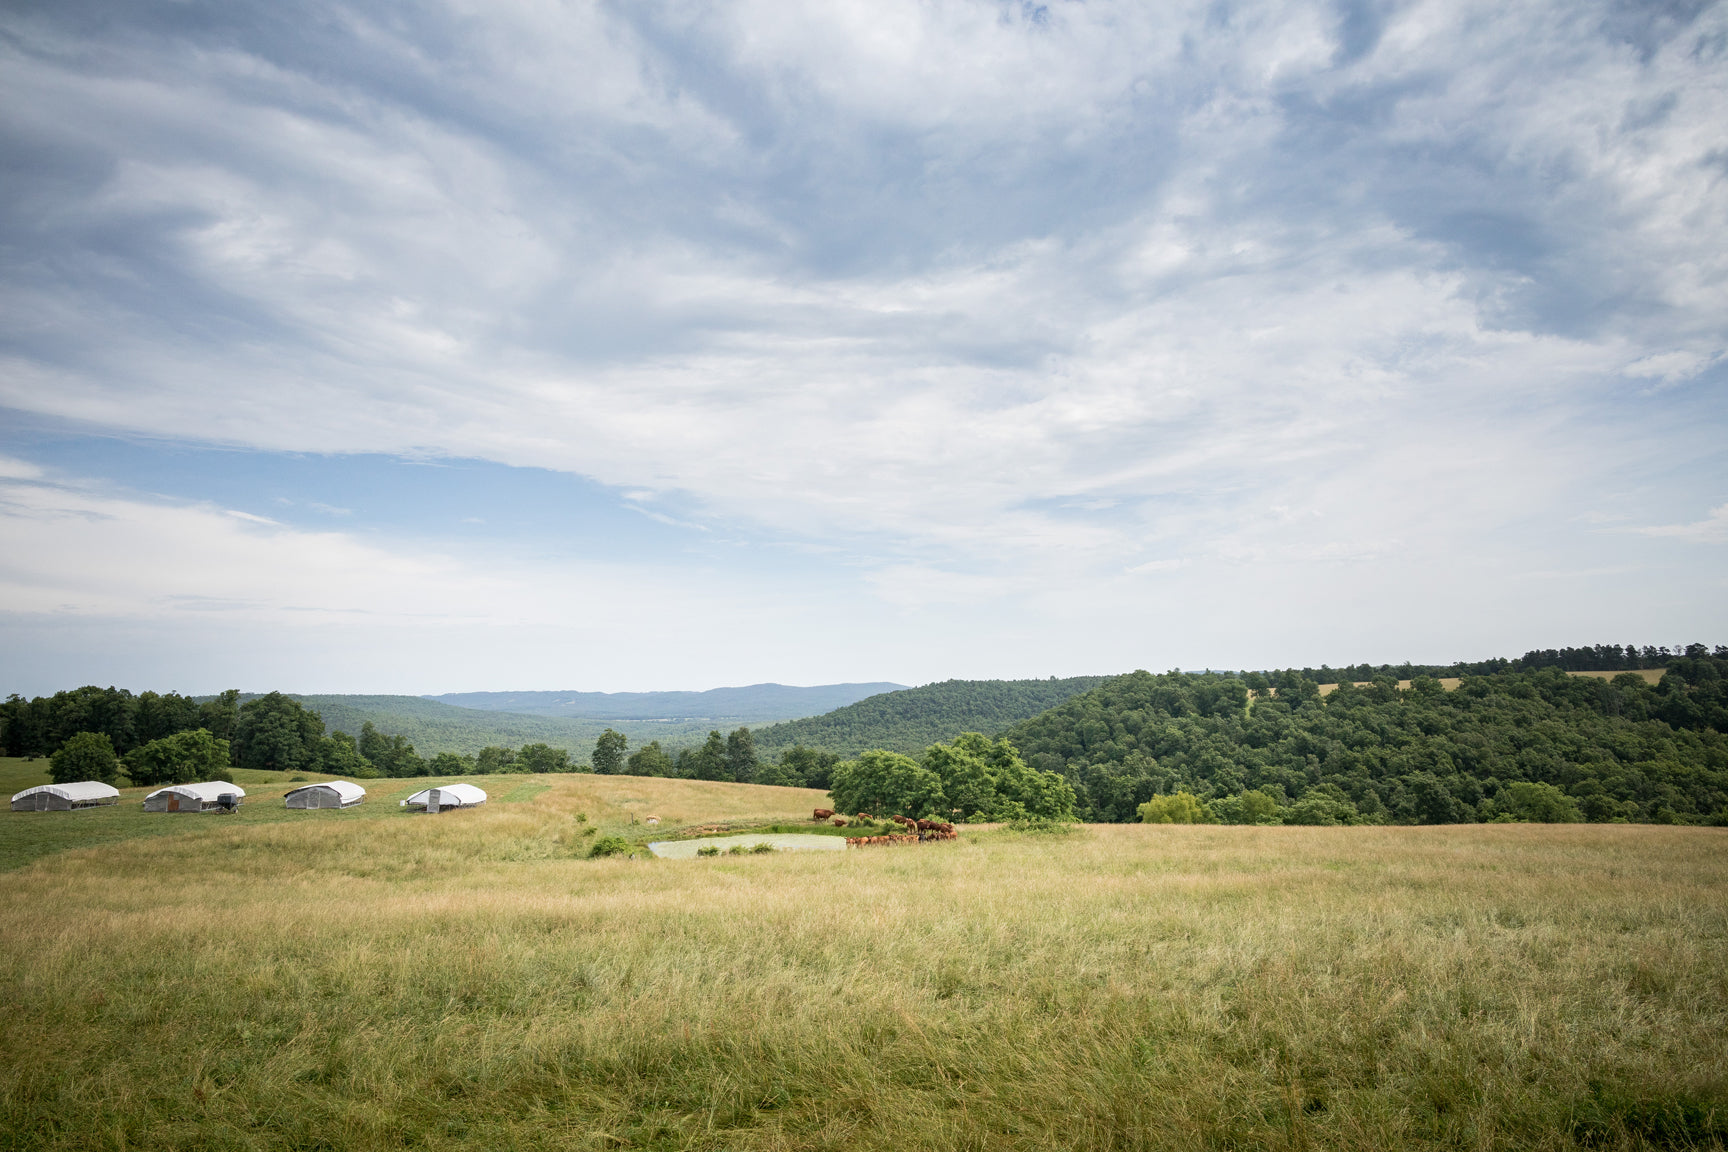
749,676,1111,757
5,685,853,790
1006,647,1728,825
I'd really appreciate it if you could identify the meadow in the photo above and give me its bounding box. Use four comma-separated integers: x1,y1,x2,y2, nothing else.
1,763,1724,1150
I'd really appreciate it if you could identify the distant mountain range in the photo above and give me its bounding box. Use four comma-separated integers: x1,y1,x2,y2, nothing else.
424,683,905,722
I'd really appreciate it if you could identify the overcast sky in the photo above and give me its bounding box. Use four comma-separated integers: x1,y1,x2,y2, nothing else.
1,0,1724,695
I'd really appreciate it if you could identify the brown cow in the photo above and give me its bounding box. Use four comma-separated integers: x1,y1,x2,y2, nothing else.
813,808,835,820
832,817,848,826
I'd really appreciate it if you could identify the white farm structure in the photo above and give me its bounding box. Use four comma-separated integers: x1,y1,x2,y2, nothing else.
10,782,121,811
400,784,486,813
143,782,246,813
283,781,366,809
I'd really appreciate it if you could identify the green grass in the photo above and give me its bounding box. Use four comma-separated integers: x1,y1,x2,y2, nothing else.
0,772,1724,1150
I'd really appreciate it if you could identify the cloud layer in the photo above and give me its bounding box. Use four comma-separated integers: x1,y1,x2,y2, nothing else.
1,0,1724,691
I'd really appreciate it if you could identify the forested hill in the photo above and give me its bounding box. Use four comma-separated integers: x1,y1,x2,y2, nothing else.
751,677,1112,757
426,682,905,722
1003,652,1728,824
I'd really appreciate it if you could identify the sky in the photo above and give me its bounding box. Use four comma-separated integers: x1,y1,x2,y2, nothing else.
1,0,1724,695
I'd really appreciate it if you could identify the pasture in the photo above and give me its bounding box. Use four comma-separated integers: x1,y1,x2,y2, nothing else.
1,767,1724,1150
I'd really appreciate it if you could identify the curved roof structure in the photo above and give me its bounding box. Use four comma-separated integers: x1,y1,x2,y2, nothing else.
283,780,366,803
144,782,247,803
10,781,121,804
401,783,487,808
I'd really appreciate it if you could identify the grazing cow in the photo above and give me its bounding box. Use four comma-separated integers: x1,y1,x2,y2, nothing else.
856,813,873,821
813,808,834,820
892,814,913,826
832,817,848,826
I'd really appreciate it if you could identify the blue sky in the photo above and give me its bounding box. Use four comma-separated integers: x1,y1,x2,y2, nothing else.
1,0,1724,694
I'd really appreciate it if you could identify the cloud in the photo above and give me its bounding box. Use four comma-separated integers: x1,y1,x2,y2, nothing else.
1641,503,1728,541
0,0,1724,687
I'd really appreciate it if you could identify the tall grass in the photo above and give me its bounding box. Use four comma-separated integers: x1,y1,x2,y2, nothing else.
0,774,1724,1150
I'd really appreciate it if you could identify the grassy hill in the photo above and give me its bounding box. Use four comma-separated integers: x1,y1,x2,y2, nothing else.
2,768,1722,1149
751,676,1112,756
427,682,905,722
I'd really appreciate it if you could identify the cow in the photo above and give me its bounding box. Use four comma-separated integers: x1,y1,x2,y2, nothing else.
813,808,835,820
832,817,848,826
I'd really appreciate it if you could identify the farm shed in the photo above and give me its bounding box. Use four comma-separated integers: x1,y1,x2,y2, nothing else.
400,783,486,813
143,782,246,813
10,782,121,811
283,781,366,809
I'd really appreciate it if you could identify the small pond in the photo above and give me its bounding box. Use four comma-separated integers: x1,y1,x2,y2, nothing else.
647,833,847,859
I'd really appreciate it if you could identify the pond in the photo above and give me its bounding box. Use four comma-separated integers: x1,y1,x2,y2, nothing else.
647,833,848,859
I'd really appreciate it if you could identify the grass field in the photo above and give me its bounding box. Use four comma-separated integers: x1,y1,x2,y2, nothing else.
1,769,1724,1150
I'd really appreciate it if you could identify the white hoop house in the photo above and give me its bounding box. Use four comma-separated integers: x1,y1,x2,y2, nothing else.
142,782,246,813
10,782,121,811
283,781,366,809
400,784,486,813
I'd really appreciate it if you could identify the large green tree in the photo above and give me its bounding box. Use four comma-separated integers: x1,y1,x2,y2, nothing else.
124,729,233,787
49,731,120,786
725,727,758,783
829,750,947,818
591,729,628,774
358,721,427,777
517,743,574,773
922,733,1075,821
233,692,326,773
626,740,674,777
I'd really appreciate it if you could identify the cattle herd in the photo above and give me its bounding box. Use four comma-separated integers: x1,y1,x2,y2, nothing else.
813,808,958,848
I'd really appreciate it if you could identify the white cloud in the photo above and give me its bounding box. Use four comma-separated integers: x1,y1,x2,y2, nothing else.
0,0,1724,688
1641,504,1728,541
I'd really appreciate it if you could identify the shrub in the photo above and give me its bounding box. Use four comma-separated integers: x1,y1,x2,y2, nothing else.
1494,781,1582,823
588,836,630,858
1006,816,1076,834
751,842,775,854
1211,789,1283,825
696,845,720,857
1283,786,1362,826
1138,791,1213,824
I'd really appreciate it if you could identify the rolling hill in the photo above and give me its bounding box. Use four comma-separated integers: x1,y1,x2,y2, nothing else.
426,682,905,722
751,676,1113,757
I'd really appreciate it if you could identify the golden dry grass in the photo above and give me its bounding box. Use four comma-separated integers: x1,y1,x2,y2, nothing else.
1,774,1724,1151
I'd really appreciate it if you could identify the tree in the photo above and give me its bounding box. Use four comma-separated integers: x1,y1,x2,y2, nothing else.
1283,785,1362,825
592,729,628,774
627,741,674,777
49,731,120,786
357,721,427,777
233,692,326,773
779,746,841,789
921,732,1075,821
197,689,241,743
1211,789,1283,825
1138,791,1213,824
1405,773,1467,824
474,745,517,774
320,729,376,778
829,750,947,817
1494,781,1581,823
124,729,232,787
427,751,474,776
726,727,758,783
684,731,730,781
518,743,573,773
